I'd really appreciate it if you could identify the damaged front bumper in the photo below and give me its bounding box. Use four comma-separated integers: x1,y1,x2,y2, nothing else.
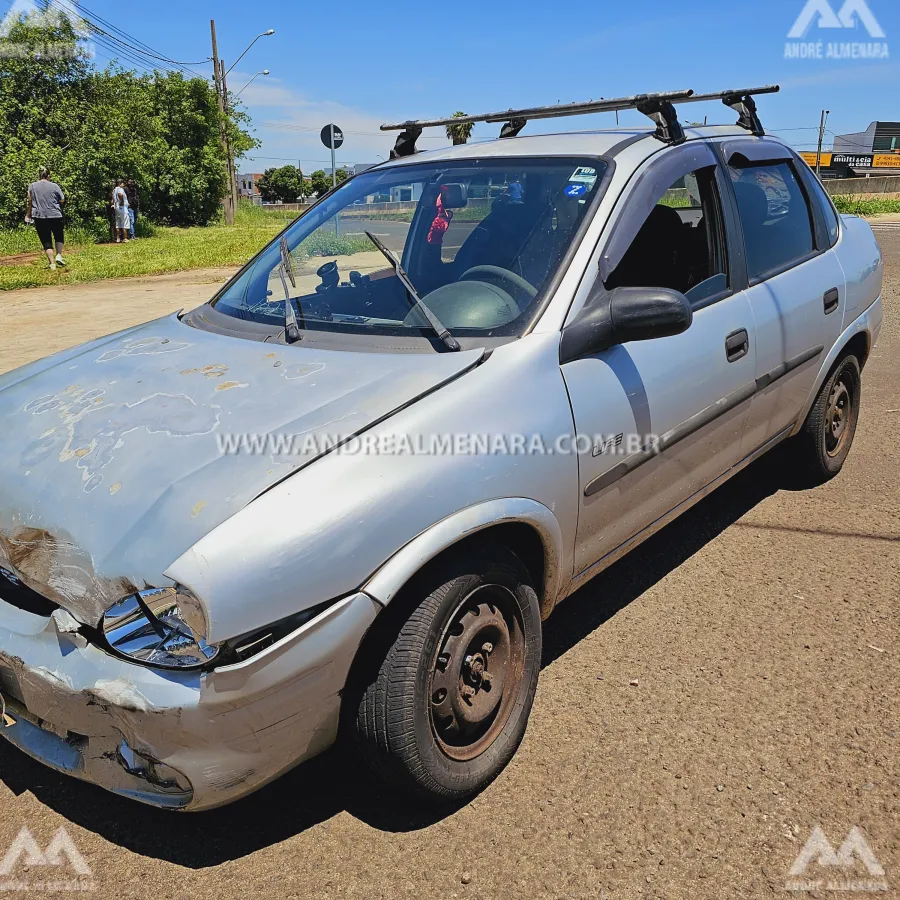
0,592,381,811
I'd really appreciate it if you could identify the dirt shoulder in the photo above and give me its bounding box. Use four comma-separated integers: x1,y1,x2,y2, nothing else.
0,267,238,375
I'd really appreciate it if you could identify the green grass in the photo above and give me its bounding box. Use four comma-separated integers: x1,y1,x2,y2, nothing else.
0,203,371,291
0,220,112,256
831,195,900,216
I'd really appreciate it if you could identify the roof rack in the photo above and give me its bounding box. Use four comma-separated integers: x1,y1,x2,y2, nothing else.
382,85,780,158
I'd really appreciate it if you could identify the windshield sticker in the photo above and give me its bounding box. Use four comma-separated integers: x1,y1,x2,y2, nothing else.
564,183,588,197
569,166,598,186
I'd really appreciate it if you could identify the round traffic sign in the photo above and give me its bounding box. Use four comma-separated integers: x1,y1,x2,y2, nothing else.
321,124,344,150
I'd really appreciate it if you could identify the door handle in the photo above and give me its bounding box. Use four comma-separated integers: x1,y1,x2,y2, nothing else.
725,328,749,362
824,287,840,315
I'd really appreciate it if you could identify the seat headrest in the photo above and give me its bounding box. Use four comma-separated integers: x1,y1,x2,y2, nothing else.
439,183,467,209
732,181,770,226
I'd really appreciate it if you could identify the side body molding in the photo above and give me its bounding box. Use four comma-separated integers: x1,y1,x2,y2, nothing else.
363,498,565,618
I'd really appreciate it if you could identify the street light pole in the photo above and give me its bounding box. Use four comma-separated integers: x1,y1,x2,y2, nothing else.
225,29,275,78
235,70,269,98
210,19,234,226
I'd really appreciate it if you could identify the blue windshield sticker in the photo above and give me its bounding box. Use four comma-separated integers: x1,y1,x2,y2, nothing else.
564,183,587,197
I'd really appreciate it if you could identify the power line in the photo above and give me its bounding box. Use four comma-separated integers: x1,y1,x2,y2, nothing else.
262,121,447,140
70,0,209,66
48,0,207,78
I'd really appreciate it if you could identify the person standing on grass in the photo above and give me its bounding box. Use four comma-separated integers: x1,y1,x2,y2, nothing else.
125,178,140,239
112,178,130,243
25,167,66,270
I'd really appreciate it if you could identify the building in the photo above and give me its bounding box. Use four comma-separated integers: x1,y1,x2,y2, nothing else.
833,121,900,155
802,122,900,178
237,173,263,199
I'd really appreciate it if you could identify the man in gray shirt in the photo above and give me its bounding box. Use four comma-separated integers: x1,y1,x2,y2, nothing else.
25,167,66,270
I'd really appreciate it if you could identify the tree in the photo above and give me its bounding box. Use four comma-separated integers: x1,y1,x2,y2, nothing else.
257,165,304,202
446,111,473,146
0,9,258,228
309,169,331,197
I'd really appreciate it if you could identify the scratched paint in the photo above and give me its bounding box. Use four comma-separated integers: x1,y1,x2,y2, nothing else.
22,389,221,494
95,336,191,362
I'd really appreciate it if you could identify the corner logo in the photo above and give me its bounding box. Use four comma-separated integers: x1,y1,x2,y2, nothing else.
0,0,93,59
0,826,95,892
786,826,888,893
785,0,889,59
1,0,61,36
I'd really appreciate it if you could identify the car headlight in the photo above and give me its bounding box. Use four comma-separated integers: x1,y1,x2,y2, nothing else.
102,586,219,670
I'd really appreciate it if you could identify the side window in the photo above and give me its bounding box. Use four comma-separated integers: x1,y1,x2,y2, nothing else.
728,161,815,282
605,166,728,306
805,170,841,247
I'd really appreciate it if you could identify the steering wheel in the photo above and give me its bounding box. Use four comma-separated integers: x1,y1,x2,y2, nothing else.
459,266,538,303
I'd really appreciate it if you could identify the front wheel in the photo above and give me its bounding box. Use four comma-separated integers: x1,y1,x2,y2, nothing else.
352,546,542,801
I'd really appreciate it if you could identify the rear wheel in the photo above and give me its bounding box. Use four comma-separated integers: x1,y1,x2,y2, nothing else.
352,546,541,801
789,354,861,484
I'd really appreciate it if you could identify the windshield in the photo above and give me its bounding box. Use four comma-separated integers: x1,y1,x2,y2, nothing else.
212,157,607,341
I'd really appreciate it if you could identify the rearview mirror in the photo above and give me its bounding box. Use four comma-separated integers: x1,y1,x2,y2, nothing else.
559,285,693,364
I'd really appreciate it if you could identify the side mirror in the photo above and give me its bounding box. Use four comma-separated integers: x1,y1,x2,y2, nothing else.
559,284,693,364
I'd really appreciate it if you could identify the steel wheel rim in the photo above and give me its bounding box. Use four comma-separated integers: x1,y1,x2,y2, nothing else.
428,584,526,762
825,376,852,458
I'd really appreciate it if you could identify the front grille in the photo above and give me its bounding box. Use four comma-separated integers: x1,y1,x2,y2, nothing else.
0,567,59,617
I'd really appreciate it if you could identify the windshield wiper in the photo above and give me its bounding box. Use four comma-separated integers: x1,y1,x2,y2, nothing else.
278,236,302,343
364,230,460,351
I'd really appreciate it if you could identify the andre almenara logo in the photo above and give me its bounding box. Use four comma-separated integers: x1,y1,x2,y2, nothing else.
785,0,889,60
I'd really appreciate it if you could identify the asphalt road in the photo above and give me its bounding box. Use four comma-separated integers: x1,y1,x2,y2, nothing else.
0,230,897,899
341,217,480,254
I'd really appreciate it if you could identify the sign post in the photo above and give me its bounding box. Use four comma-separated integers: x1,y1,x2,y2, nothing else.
320,123,345,188
320,124,344,233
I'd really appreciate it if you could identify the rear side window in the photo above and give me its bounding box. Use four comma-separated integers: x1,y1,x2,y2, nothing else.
728,162,814,282
805,171,841,247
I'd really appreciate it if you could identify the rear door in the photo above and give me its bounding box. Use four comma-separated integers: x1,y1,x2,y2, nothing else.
717,141,846,453
562,143,757,576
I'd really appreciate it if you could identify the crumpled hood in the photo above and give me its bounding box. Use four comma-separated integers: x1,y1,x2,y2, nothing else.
0,313,482,625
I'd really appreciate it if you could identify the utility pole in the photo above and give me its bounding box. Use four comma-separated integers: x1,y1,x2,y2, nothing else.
815,109,830,178
219,59,240,215
210,20,234,225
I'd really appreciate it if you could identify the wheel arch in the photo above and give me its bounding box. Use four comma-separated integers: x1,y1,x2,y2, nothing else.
792,300,881,436
362,498,564,620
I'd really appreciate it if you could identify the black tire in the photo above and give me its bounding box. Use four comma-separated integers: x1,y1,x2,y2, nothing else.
790,353,861,485
352,545,541,801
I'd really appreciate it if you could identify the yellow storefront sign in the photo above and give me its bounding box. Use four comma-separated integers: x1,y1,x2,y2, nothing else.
873,154,900,168
800,152,832,167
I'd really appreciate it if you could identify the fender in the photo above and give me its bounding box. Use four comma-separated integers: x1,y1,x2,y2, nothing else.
790,296,883,436
363,498,565,618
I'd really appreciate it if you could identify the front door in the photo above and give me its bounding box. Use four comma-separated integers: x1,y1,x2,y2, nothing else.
562,145,756,577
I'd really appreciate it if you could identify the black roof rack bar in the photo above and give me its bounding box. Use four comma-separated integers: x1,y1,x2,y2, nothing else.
383,84,780,157
384,89,694,158
678,85,780,136
381,89,694,132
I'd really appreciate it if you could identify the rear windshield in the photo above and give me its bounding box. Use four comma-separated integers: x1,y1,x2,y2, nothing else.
213,157,607,340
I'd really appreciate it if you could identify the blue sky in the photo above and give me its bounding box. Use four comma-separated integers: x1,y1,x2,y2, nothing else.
6,0,899,171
